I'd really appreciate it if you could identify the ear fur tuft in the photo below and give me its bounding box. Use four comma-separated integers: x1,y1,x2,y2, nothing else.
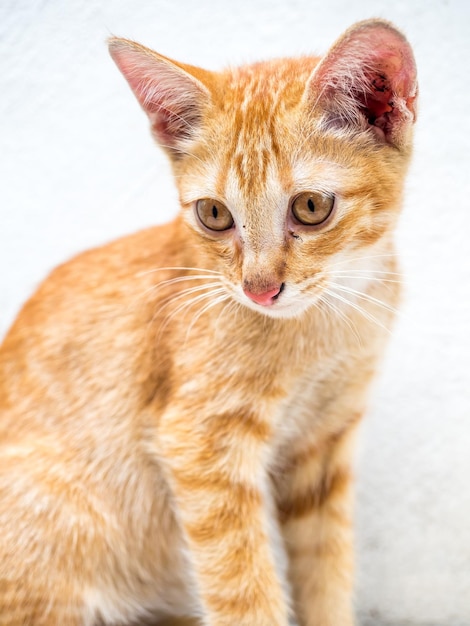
307,19,418,148
109,37,211,153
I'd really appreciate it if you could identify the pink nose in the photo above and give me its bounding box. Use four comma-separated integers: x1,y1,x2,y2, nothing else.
243,285,283,306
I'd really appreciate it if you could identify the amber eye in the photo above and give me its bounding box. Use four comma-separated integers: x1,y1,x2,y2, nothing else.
291,191,335,226
196,199,234,232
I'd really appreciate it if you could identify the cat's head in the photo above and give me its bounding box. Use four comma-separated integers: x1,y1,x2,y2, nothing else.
109,20,417,320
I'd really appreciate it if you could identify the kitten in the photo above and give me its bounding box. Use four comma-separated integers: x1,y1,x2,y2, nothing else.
0,19,417,626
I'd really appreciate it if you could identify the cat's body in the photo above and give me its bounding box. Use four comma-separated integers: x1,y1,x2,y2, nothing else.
0,20,417,626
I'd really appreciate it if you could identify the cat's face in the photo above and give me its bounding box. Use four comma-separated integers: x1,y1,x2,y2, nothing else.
174,61,407,319
109,21,417,319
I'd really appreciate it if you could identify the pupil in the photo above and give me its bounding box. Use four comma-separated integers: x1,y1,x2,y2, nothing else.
307,198,315,212
212,205,218,219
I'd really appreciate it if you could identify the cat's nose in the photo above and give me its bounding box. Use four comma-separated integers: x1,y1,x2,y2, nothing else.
243,283,284,306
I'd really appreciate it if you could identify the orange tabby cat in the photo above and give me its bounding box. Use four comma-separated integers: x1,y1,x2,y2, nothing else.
0,19,417,626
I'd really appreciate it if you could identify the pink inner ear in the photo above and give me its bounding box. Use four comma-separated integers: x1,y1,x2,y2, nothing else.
312,21,418,145
363,32,417,119
363,73,394,122
361,49,417,139
109,40,208,148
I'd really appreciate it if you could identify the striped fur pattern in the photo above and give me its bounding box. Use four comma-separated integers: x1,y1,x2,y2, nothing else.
0,19,417,626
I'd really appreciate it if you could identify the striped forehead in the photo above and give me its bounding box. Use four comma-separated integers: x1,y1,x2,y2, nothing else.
222,67,291,196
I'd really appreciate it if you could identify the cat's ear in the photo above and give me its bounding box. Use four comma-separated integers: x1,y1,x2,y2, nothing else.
306,20,418,148
109,38,211,153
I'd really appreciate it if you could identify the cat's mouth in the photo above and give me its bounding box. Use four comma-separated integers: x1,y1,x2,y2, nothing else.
235,281,317,319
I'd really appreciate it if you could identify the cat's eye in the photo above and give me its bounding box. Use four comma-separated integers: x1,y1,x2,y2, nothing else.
291,191,335,226
196,199,234,232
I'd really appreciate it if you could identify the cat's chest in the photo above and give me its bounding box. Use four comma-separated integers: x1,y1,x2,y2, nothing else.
174,329,335,422
168,306,372,446
275,363,337,435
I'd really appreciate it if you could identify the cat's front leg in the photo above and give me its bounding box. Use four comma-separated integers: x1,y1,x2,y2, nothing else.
157,405,291,626
275,418,360,626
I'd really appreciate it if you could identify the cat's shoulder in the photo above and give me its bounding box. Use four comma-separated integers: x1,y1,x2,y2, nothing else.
40,219,179,295
2,219,181,345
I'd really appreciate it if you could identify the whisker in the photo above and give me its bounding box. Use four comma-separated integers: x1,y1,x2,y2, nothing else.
144,282,223,323
328,281,400,316
143,275,223,300
329,269,402,278
137,266,223,278
327,253,399,269
225,298,242,327
328,274,402,285
217,299,238,328
146,282,224,344
156,282,224,316
184,293,231,343
323,287,392,334
156,287,227,338
318,292,363,347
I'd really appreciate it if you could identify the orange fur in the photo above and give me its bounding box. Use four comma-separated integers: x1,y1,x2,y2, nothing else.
0,19,417,626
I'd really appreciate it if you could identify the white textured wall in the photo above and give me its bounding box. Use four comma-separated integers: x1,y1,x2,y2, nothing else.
1,1,469,624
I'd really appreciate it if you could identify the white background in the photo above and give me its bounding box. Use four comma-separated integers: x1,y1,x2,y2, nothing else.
1,1,469,624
